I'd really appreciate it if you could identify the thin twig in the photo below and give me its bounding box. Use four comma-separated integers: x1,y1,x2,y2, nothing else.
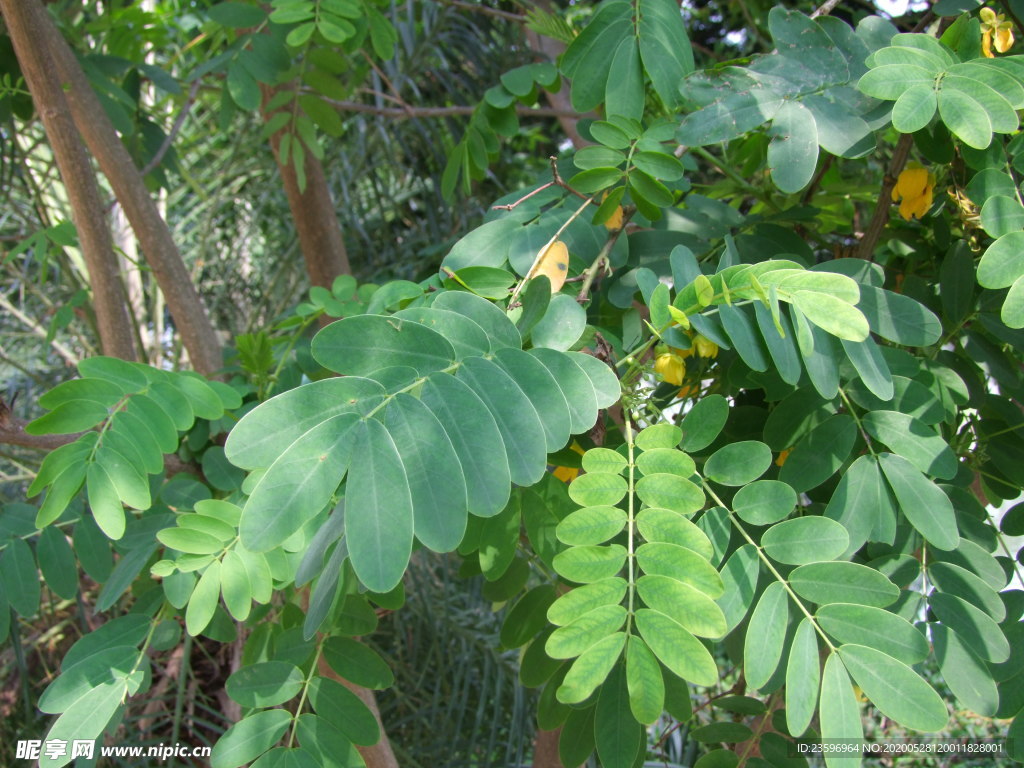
491,181,555,211
140,79,201,176
576,206,635,304
0,292,79,365
509,194,594,304
810,0,843,19
319,96,580,120
856,132,913,260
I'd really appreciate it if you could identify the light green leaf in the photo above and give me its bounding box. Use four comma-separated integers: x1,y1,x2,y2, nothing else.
819,653,863,768
744,582,789,690
87,462,125,540
732,480,796,526
345,419,413,592
637,0,693,110
877,452,959,551
789,561,899,607
420,373,510,518
556,632,626,704
841,336,893,401
704,441,771,486
791,291,869,341
857,286,942,347
220,550,252,621
931,624,998,717
241,413,359,552
493,348,572,453
635,422,683,450
762,516,849,565
307,676,380,746
838,644,948,732
547,578,627,627
978,231,1024,289
553,544,627,583
636,542,723,597
605,37,644,121
568,473,628,507
0,538,40,617
432,289,522,349
679,394,728,452
634,609,717,686
311,314,455,376
40,681,128,768
532,293,587,351
556,506,628,546
185,560,221,636
546,604,627,659
816,604,927,665
636,507,713,558
786,618,820,737
384,394,468,553
635,473,705,514
892,84,937,132
716,544,759,634
768,101,819,193
864,411,957,480
626,638,665,725
637,574,727,638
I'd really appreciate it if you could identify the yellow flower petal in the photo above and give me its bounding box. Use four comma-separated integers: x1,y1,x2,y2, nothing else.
996,25,1014,52
981,7,998,25
983,29,995,57
693,335,719,358
552,465,579,483
654,353,685,386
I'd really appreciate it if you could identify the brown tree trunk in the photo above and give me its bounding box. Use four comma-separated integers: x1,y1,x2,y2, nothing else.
1,0,137,362
28,0,224,376
262,87,352,290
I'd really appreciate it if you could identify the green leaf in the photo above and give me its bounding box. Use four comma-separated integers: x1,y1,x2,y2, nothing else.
893,84,938,132
556,631,626,704
420,373,510,518
716,543,759,634
569,167,625,193
531,293,587,351
978,231,1024,289
457,357,548,486
704,441,771,486
768,101,819,193
789,561,899,607
0,538,40,617
824,455,896,557
635,507,713,558
495,348,573,453
185,560,221,636
626,638,664,725
548,578,627,627
501,585,557,649
583,447,629,474
634,151,685,181
636,542,723,597
838,644,947,732
931,624,998,717
392,307,489,357
635,422,683,450
158,526,225,555
226,378,384,470
345,418,413,593
323,637,394,690
605,38,644,121
762,517,849,565
634,473,704,515
40,681,128,768
679,395,729,453
636,574,727,638
546,604,627,659
744,582,789,690
569,473,629,507
637,0,693,110
857,286,942,346
26,400,110,435
311,314,455,376
384,394,468,553
37,526,77,600
930,560,1004,621
596,663,643,768
791,291,869,341
1003,274,1024,328
754,301,802,385
553,544,627,583
786,618,820,737
877,452,959,551
220,550,252,621
307,676,379,746
557,505,628,546
87,462,125,540
530,348,599,434
634,608,717,686
980,195,1024,238
819,653,863,768
227,662,304,708
779,414,857,493
816,604,927,665
211,708,293,768
841,336,893,401
241,413,359,552
929,592,1010,663
719,304,769,371
864,411,957,480
732,480,796,526
209,2,267,27
938,86,993,148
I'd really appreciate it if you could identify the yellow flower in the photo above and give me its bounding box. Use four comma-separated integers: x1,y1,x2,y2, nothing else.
775,447,793,467
552,465,580,483
981,7,1014,57
692,334,719,359
891,166,936,220
677,383,700,399
654,352,686,386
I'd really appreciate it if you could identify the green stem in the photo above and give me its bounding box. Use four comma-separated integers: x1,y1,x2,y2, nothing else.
625,415,637,632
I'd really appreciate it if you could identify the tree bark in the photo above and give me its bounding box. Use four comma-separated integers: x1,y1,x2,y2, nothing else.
262,87,352,290
1,0,137,362
28,0,224,376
